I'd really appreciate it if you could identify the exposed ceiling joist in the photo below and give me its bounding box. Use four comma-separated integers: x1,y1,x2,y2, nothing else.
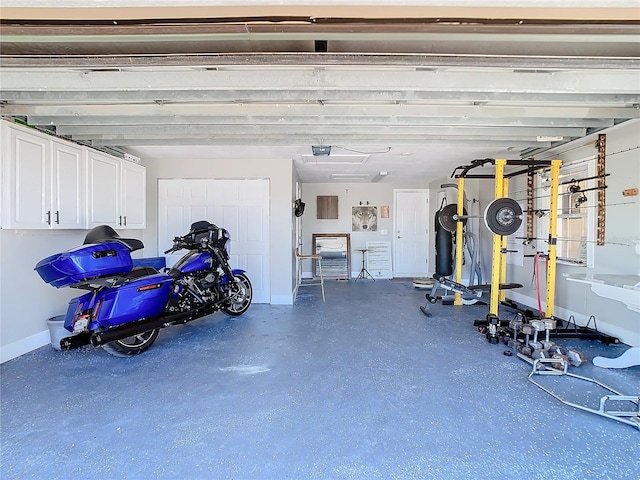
23,115,615,128
85,136,552,149
1,5,638,183
4,103,637,119
2,68,638,93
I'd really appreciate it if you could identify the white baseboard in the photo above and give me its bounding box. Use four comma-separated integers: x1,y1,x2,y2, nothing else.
1,329,51,364
271,294,293,305
506,291,638,347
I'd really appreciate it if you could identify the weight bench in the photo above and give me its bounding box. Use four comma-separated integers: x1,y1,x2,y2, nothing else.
420,274,522,317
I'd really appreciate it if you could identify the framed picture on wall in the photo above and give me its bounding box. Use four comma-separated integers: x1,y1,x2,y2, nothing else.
317,196,339,219
352,206,377,231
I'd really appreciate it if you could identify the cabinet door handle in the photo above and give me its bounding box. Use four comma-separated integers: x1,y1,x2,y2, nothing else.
123,215,127,226
118,215,122,226
55,211,60,224
46,210,51,225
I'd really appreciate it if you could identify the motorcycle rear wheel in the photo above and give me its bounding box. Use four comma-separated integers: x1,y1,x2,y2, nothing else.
102,329,160,357
222,273,252,316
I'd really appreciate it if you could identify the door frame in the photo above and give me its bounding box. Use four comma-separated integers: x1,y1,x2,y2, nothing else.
393,188,429,277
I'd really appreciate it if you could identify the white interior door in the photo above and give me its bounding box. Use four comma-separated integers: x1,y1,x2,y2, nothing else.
393,189,429,277
158,178,270,303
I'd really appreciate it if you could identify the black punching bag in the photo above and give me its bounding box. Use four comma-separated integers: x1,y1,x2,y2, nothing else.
435,208,453,276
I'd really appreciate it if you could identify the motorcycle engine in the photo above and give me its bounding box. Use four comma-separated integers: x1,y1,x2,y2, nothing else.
166,272,220,313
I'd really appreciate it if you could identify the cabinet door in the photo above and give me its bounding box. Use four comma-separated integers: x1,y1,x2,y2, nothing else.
87,150,120,228
52,140,85,228
3,124,50,228
120,161,146,228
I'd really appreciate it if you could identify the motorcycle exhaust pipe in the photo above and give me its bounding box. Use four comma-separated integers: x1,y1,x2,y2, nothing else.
90,300,224,347
90,311,193,346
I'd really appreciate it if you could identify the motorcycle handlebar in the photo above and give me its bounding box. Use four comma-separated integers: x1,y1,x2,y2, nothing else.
164,235,212,254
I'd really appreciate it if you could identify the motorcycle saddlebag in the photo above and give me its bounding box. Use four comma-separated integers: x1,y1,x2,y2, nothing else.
35,242,133,288
89,273,173,329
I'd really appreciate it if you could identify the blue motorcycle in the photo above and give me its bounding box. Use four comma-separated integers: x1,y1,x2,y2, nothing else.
35,221,252,356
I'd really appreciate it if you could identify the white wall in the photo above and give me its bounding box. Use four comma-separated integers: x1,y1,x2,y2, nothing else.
292,168,302,284
301,182,399,276
142,157,295,305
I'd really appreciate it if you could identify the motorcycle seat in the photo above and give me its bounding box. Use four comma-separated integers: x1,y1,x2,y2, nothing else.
84,225,144,252
125,266,159,279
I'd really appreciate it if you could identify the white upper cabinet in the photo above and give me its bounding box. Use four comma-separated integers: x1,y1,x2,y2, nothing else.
51,139,85,229
1,122,49,228
86,150,146,229
1,122,84,229
1,120,145,230
120,160,146,229
86,150,120,228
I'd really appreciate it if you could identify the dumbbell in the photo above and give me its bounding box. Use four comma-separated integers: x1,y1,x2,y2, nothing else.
528,321,545,351
566,349,587,367
532,349,550,360
551,353,570,370
520,324,535,357
548,344,566,356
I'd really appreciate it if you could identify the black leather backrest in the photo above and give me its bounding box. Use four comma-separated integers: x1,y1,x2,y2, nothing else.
84,225,144,252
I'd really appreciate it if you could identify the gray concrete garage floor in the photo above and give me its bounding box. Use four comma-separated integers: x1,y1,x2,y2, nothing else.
2,279,639,480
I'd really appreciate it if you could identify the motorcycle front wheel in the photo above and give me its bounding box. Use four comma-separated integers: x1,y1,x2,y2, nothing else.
221,273,252,316
102,329,160,357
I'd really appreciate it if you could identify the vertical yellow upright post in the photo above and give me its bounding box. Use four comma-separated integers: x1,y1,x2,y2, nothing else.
490,159,506,316
454,176,465,305
499,177,509,302
545,159,562,318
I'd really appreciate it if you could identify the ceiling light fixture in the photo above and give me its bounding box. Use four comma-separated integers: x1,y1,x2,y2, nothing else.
371,171,388,183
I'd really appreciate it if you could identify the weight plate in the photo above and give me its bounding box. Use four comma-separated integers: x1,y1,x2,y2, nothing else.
567,349,587,367
551,353,569,370
438,203,467,233
460,297,479,306
483,197,523,236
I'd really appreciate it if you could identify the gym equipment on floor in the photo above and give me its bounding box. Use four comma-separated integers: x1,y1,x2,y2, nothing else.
434,204,453,277
525,357,640,430
419,274,521,317
492,300,621,345
448,158,562,343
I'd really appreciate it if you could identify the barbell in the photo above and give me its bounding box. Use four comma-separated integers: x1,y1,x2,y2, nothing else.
438,198,523,236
